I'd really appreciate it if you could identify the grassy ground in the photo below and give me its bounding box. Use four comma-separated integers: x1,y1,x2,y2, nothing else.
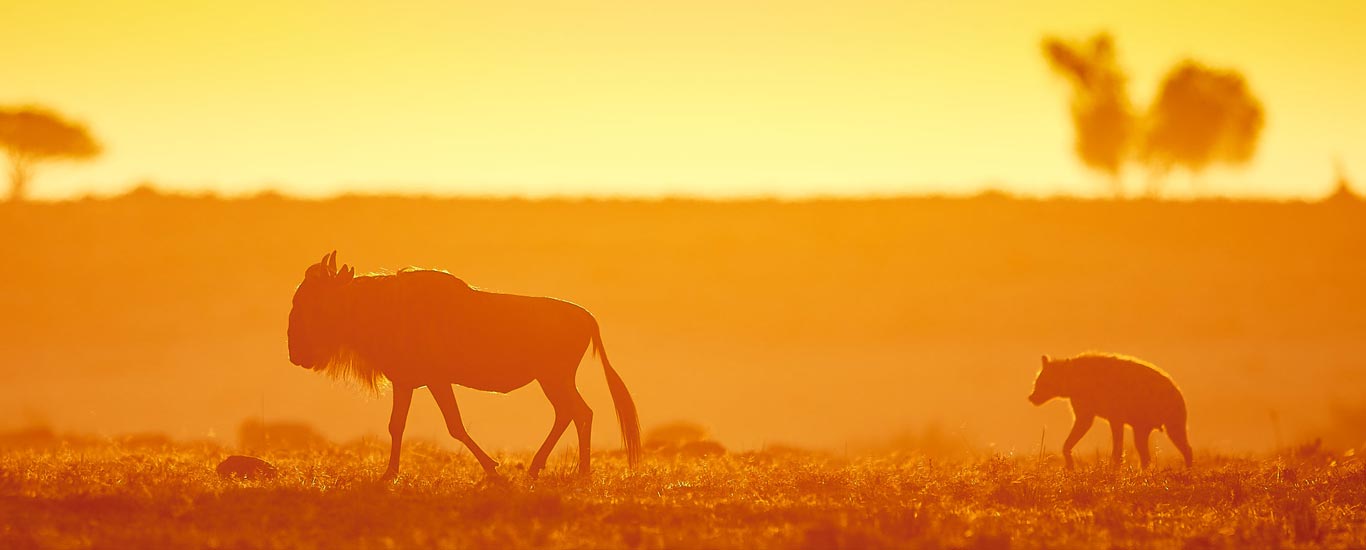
1,442,1363,549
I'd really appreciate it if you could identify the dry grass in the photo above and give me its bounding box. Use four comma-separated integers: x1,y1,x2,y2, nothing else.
1,442,1363,549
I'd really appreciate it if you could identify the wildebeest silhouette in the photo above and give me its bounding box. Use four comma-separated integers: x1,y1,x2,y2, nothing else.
1029,352,1193,469
287,251,641,479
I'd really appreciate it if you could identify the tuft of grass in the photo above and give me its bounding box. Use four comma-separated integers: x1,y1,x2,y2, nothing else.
0,442,1363,549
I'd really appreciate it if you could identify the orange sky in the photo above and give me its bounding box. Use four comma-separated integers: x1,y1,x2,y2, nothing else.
2,0,1363,199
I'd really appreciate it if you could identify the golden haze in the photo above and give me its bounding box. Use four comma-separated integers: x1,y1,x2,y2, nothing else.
2,196,1362,456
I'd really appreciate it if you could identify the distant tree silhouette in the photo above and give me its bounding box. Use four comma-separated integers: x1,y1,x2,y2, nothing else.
0,105,101,202
1042,35,1265,198
1140,61,1265,195
1042,33,1136,197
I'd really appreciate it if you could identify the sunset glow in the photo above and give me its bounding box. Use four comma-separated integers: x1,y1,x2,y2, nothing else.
4,3,1366,548
3,0,1363,199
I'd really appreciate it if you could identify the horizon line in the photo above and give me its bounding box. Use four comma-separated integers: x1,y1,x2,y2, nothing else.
11,183,1362,206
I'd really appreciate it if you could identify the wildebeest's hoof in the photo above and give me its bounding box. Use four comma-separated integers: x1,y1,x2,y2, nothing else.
217,455,277,480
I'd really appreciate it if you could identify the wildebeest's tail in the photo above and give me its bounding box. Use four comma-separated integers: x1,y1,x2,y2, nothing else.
592,327,642,467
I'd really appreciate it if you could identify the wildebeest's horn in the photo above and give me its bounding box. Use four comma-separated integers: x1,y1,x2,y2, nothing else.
326,251,338,274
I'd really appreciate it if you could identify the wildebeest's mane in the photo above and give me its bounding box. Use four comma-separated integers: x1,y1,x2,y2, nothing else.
313,267,474,393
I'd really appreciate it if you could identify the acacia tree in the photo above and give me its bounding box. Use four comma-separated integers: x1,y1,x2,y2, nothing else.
1042,35,1265,198
1139,61,1265,195
0,106,101,202
1041,33,1136,197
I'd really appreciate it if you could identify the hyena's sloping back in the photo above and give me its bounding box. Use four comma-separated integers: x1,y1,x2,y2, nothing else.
1061,353,1187,429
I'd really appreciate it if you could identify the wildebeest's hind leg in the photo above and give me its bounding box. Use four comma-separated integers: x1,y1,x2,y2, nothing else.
528,374,593,478
569,388,593,475
1167,422,1194,468
1109,420,1125,467
381,385,414,481
1133,426,1153,469
429,384,500,475
1062,411,1094,470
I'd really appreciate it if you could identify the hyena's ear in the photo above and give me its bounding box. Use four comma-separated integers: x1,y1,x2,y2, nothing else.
1040,355,1051,367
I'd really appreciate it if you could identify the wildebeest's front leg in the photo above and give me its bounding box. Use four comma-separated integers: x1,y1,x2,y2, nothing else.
1062,410,1095,470
429,384,500,475
382,385,414,481
1109,420,1125,466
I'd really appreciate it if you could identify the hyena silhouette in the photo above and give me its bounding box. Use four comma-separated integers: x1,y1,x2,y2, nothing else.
1029,353,1193,469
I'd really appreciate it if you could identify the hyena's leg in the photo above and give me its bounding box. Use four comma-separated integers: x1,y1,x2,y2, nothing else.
529,375,577,479
382,385,415,481
1109,420,1125,466
1133,426,1153,468
429,384,500,474
1062,412,1095,470
1167,422,1194,468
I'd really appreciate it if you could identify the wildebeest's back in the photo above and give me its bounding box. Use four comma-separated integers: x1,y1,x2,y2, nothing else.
457,289,594,356
1066,354,1187,429
387,271,596,391
350,270,597,391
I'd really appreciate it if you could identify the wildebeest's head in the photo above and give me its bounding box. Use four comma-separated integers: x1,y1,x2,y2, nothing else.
288,251,355,369
1028,354,1062,405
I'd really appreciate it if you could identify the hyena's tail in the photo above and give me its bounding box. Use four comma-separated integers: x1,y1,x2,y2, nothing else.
592,325,642,468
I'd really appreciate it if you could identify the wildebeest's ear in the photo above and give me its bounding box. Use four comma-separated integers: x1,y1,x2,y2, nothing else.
339,264,354,281
1040,355,1051,367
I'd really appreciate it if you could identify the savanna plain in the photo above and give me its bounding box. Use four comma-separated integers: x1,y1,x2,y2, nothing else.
4,440,1365,549
2,195,1365,549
